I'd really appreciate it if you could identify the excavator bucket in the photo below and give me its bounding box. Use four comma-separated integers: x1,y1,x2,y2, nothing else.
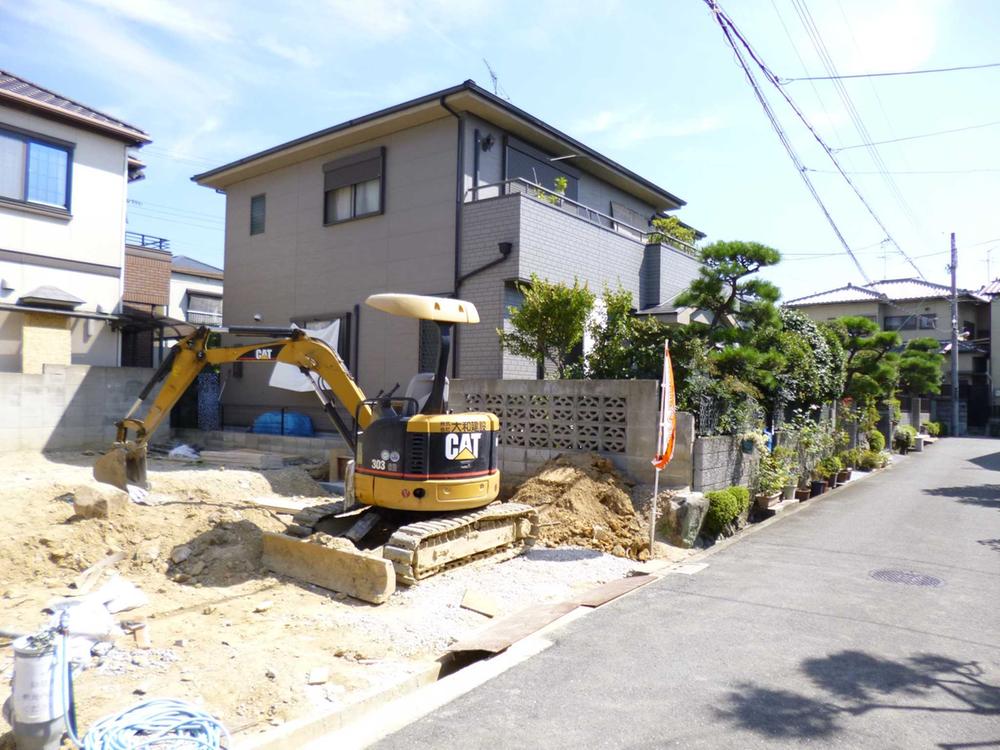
93,443,149,491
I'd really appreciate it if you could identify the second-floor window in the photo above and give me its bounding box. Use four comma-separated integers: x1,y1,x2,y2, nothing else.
884,314,936,331
250,194,265,235
186,292,222,325
0,127,72,211
323,147,384,224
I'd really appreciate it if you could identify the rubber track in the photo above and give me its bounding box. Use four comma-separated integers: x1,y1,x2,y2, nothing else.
382,502,540,585
288,500,347,537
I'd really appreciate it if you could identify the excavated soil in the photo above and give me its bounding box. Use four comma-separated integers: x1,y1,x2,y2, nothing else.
510,453,651,560
0,451,641,746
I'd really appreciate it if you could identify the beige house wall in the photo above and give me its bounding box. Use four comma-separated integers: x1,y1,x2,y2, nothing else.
219,115,459,409
792,300,880,323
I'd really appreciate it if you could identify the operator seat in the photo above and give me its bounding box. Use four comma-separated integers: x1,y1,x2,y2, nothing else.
405,372,448,413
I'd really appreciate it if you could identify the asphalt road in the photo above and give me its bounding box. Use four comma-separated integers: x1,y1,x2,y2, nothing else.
376,438,1000,749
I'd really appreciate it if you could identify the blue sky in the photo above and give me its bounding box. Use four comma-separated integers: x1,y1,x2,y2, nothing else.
4,0,999,297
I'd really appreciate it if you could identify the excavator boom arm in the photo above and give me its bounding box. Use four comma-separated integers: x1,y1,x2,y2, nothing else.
96,329,373,489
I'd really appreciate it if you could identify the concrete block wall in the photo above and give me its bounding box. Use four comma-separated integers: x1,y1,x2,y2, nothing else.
450,377,693,487
0,364,159,452
692,434,760,493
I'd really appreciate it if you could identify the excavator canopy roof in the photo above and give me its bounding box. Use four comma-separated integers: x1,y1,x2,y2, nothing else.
365,293,480,324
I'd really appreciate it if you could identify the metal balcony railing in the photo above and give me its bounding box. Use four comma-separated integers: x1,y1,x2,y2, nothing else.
125,231,171,250
466,178,698,256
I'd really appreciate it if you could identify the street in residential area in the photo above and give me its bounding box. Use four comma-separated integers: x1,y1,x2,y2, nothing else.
377,438,1000,749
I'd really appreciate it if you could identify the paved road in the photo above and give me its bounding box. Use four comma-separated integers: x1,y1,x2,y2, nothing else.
377,438,1000,749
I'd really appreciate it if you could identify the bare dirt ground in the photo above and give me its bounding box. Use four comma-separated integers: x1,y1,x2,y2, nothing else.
0,451,649,745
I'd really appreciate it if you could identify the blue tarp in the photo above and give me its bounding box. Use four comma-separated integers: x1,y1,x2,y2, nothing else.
251,411,314,436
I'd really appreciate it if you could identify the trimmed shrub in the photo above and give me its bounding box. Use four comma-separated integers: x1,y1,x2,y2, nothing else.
866,430,886,452
894,425,918,452
816,455,842,479
703,487,750,537
922,421,941,436
856,450,884,471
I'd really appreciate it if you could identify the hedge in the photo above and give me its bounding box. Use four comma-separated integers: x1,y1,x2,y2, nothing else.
703,486,751,537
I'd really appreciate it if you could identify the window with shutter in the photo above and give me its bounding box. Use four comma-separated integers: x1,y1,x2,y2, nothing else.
322,147,384,224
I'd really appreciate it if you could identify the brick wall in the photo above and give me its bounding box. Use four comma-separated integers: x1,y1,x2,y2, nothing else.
124,246,171,306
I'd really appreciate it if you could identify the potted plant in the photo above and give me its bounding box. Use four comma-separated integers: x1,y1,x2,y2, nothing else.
795,480,812,502
817,455,842,488
773,446,799,500
836,449,855,484
754,451,785,510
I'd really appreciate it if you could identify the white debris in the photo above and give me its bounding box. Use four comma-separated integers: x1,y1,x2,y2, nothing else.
168,444,201,461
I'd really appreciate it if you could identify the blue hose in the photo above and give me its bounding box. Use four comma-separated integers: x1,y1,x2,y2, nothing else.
58,629,229,749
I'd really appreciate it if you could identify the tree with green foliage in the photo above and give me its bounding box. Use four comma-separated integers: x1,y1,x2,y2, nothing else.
671,241,784,429
585,287,671,380
648,215,697,248
497,274,595,379
898,337,944,397
829,316,901,404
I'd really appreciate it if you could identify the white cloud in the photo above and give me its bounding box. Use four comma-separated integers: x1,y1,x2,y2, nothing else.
573,109,724,147
257,37,321,68
78,0,232,42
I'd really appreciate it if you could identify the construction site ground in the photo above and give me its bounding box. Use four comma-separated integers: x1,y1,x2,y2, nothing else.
0,450,672,745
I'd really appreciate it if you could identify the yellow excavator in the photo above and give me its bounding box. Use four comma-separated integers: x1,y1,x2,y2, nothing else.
94,293,538,603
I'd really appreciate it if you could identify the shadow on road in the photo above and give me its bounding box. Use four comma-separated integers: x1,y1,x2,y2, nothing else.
715,650,1000,745
969,452,1000,472
923,485,1000,510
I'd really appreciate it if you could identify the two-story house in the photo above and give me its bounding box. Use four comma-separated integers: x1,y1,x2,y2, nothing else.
786,278,992,431
0,70,149,373
193,80,702,428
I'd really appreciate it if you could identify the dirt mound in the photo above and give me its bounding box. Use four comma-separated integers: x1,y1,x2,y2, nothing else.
0,479,287,593
510,454,649,560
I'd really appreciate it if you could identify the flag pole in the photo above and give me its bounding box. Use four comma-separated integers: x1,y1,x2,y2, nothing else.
649,340,675,551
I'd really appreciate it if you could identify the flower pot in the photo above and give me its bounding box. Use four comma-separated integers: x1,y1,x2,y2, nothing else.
795,487,812,502
755,491,782,510
836,469,852,484
810,479,828,497
782,484,797,501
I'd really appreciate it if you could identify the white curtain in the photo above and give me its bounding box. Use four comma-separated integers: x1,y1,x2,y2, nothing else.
268,318,341,392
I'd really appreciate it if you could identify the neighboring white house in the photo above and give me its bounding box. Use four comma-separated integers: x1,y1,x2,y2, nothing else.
0,69,149,373
169,255,224,326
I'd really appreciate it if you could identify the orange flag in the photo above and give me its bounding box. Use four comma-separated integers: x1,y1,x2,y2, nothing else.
652,340,676,470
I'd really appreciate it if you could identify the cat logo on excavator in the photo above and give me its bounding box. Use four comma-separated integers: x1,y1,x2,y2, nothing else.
444,432,481,461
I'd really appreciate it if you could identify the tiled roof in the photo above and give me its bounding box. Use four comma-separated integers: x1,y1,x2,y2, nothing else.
172,255,223,277
18,285,85,308
787,278,987,306
978,278,1000,296
0,70,149,145
784,283,885,306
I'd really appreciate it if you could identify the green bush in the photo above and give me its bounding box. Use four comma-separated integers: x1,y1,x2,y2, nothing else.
703,486,751,537
921,421,941,436
856,450,883,471
866,430,886,452
894,425,918,452
838,449,860,469
816,455,842,479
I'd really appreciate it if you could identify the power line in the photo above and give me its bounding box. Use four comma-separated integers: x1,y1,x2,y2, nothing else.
834,119,1000,152
790,0,928,271
708,0,926,280
805,166,1000,175
780,60,1000,83
704,0,870,282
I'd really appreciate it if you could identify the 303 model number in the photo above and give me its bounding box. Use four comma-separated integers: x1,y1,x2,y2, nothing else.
370,458,387,470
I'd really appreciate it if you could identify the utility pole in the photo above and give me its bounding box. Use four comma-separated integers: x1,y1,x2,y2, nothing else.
950,232,960,436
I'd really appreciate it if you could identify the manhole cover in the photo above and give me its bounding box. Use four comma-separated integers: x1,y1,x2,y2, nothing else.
869,569,944,587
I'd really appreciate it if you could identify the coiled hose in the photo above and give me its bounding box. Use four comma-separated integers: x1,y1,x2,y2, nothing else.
59,627,230,749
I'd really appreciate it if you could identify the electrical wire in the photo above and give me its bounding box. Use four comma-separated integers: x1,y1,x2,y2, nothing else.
833,119,1000,152
780,60,1000,82
706,1,926,280
790,0,928,275
805,166,1000,175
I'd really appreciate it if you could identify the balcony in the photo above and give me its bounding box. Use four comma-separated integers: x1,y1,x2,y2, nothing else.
466,178,697,257
125,231,170,251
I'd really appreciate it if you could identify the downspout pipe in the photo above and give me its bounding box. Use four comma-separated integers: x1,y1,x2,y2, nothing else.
440,94,464,378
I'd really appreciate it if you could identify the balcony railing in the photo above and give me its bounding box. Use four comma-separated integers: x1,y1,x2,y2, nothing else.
125,231,170,251
466,178,698,256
